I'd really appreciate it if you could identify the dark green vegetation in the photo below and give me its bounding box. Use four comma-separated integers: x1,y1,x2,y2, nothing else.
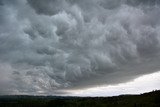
0,90,160,107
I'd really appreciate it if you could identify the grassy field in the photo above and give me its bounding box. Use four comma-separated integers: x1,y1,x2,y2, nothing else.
0,90,159,107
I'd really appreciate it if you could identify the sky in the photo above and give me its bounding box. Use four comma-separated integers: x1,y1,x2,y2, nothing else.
68,71,160,96
0,0,160,96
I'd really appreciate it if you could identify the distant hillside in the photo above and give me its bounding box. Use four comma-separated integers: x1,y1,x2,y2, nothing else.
0,90,160,107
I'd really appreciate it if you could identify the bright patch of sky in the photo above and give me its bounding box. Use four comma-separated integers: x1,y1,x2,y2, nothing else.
68,71,160,96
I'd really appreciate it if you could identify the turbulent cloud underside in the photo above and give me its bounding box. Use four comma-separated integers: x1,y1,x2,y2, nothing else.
0,0,160,95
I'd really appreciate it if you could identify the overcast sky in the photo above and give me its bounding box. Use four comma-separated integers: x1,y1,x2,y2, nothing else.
0,0,160,96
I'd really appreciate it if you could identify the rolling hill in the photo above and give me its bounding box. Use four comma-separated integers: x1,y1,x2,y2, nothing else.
0,90,159,107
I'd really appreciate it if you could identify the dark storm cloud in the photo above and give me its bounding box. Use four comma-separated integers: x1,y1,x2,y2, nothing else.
0,0,160,95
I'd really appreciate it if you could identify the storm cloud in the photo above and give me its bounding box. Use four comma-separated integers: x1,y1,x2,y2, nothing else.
0,0,160,95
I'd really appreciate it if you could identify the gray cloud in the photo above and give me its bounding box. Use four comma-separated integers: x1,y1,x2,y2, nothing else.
0,0,160,95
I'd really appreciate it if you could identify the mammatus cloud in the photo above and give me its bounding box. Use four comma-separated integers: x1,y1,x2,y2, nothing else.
0,0,160,95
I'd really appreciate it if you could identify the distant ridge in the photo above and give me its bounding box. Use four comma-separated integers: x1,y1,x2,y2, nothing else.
0,90,160,107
